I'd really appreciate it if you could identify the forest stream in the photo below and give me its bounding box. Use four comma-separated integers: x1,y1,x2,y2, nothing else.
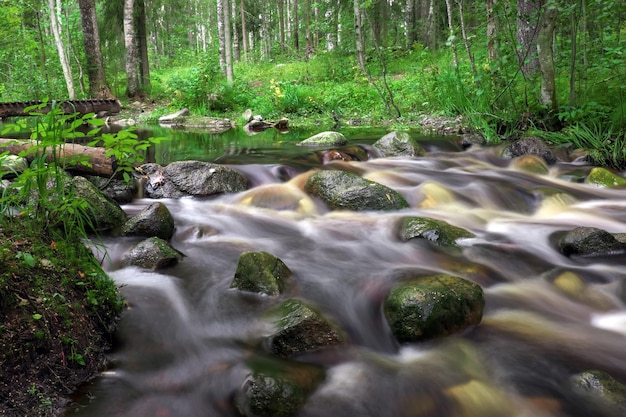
64,127,626,417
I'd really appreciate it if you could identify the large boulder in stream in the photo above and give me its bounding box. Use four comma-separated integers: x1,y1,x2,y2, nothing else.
230,251,292,296
235,355,325,417
138,161,248,198
120,202,175,240
123,236,184,270
298,131,348,147
304,170,409,211
570,369,626,415
557,226,626,257
373,131,425,157
72,176,127,231
263,299,346,358
383,275,484,343
400,216,475,249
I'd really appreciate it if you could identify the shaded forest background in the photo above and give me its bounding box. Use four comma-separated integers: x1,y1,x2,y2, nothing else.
1,0,625,150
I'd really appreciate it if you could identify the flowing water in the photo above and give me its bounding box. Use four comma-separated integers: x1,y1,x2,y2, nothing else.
65,126,626,417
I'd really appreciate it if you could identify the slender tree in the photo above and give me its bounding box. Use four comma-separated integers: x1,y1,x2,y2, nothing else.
517,0,541,77
48,0,75,98
537,1,558,110
240,0,248,60
124,0,139,97
78,0,113,98
223,0,234,84
136,0,151,93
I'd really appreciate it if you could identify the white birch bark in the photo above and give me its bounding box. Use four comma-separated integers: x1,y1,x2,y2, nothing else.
48,0,75,98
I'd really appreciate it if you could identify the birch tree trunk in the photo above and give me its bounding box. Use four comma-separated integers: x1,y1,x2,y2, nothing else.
444,0,459,67
240,0,248,60
78,0,113,99
232,0,240,61
48,0,75,98
537,2,558,110
486,0,497,61
217,0,226,73
223,0,234,84
123,0,139,97
279,0,286,54
354,0,366,71
293,0,300,52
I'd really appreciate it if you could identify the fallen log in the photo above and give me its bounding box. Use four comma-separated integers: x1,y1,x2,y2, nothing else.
0,138,117,177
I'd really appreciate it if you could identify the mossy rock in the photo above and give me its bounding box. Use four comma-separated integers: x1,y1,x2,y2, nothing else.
373,131,425,157
584,167,626,188
304,170,409,211
123,236,184,270
400,216,474,248
509,154,550,175
570,369,626,415
120,202,175,240
383,275,484,343
72,176,127,231
235,355,325,417
298,131,348,147
230,251,292,296
263,299,346,357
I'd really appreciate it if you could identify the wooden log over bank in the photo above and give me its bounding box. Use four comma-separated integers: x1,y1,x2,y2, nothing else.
0,99,122,118
0,138,116,177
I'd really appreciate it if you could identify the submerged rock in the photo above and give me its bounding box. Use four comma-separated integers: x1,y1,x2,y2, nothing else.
120,202,175,240
373,131,425,157
584,167,626,188
263,299,346,357
230,251,292,296
509,154,550,175
298,131,348,147
383,275,484,343
570,369,626,415
304,169,409,211
72,176,127,231
123,236,184,270
235,355,325,417
399,216,474,248
557,227,626,257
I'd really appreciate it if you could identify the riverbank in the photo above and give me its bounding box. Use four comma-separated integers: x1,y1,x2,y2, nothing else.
0,221,122,416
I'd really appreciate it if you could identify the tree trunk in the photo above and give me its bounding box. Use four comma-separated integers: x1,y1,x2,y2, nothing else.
486,0,497,61
293,0,300,52
405,0,416,49
279,0,286,54
78,0,114,99
354,0,366,71
123,0,139,98
444,0,459,67
232,0,240,61
48,0,75,99
217,0,226,73
223,0,234,84
240,0,248,60
537,3,558,110
136,0,151,94
457,0,477,76
517,0,541,77
305,0,312,59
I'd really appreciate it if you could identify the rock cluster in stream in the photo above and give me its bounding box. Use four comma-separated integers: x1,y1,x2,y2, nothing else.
6,129,626,415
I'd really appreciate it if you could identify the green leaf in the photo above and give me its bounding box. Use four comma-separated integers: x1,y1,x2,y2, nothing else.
32,314,42,320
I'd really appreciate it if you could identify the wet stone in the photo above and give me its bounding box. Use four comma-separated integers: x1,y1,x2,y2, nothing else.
230,251,292,296
120,202,175,240
558,226,626,257
263,299,346,357
399,216,475,249
570,369,626,415
123,237,184,270
298,131,348,147
383,275,485,343
304,169,409,211
373,131,425,157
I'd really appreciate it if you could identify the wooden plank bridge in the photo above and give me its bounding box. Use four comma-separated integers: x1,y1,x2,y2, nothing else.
0,99,121,118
